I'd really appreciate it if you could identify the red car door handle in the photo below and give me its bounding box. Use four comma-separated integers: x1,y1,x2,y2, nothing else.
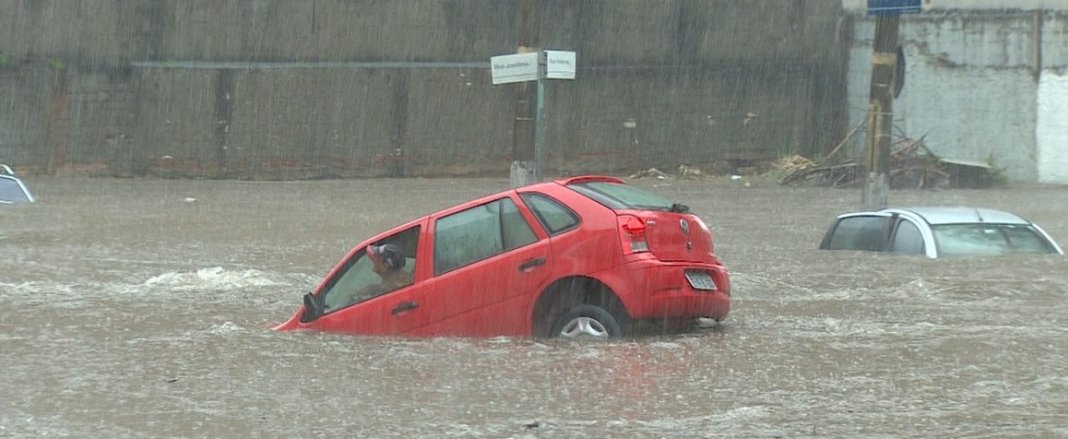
518,257,546,272
391,301,418,315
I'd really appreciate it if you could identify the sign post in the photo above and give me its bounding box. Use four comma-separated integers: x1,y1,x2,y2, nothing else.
492,49,576,187
862,0,920,210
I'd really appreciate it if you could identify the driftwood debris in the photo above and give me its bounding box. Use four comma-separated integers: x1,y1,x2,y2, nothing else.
776,130,1002,189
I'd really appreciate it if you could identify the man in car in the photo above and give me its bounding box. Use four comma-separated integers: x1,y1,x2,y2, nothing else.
364,243,412,295
320,243,414,313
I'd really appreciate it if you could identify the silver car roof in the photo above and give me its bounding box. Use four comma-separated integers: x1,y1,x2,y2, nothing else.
882,207,1031,225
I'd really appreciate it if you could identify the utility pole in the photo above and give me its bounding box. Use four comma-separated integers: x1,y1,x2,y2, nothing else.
862,14,900,210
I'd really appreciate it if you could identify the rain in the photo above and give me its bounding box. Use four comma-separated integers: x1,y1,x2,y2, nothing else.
2,1,1068,437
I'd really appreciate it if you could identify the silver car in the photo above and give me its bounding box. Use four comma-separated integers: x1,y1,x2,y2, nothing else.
819,207,1063,258
0,164,35,204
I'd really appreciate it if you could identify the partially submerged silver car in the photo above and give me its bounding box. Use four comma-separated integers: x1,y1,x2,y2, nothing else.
0,164,35,204
819,207,1063,258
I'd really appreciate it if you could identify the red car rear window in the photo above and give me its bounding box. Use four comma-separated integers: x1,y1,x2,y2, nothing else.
568,181,676,211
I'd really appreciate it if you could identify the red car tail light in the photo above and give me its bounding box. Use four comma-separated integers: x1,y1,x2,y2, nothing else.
618,215,650,254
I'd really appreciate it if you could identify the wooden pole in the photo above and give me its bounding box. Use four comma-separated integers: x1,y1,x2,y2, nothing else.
510,0,538,187
45,65,69,176
862,15,900,210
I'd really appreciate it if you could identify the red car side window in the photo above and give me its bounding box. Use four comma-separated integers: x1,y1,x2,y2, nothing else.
520,193,579,235
434,198,537,275
319,226,420,313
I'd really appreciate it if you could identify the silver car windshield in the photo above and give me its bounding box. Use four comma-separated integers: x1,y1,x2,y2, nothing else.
0,174,35,204
932,224,1057,256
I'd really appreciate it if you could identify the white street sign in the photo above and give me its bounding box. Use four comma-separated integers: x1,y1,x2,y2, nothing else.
545,50,576,80
491,52,539,85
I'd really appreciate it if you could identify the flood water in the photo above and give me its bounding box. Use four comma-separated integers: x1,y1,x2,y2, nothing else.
2,176,1067,438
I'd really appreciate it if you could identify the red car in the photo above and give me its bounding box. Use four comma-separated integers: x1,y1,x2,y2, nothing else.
274,175,731,338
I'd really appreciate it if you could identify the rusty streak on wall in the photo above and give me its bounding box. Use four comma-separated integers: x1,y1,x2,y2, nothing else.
213,70,235,177
44,66,68,175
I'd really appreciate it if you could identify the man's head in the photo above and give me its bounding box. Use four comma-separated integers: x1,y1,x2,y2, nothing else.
367,243,405,274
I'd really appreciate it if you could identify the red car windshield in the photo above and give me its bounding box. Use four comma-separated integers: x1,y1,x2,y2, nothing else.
568,181,679,212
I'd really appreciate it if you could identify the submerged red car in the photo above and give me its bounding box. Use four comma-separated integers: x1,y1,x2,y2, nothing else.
274,175,731,338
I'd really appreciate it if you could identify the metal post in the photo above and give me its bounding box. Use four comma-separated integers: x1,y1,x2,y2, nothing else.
534,63,546,181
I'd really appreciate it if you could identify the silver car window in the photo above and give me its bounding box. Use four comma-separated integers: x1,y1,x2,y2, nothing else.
827,216,887,251
890,219,925,255
932,224,1056,256
0,175,34,203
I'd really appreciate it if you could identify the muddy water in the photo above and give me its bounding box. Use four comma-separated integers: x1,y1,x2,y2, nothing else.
2,176,1066,438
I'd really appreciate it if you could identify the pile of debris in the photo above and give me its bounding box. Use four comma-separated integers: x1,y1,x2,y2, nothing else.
776,130,1004,189
629,164,707,180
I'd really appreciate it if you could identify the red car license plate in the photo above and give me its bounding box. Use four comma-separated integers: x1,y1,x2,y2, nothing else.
685,270,716,291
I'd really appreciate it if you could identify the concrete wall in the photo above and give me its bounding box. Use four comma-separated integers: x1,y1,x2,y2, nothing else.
0,0,850,179
1038,72,1068,183
842,0,1068,12
846,7,1068,183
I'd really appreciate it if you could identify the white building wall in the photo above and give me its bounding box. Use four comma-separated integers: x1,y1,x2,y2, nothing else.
846,5,1068,183
1037,72,1068,183
843,0,1068,12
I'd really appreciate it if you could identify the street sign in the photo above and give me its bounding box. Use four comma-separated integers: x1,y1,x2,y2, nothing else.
867,0,921,16
492,49,578,186
544,50,576,80
490,52,538,85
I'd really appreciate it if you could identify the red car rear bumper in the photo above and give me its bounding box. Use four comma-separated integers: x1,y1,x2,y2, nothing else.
597,259,731,321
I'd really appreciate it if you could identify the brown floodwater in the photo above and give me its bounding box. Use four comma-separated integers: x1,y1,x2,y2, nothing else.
2,176,1067,438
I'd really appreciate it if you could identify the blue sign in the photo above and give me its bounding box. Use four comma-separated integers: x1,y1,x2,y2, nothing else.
868,0,922,16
